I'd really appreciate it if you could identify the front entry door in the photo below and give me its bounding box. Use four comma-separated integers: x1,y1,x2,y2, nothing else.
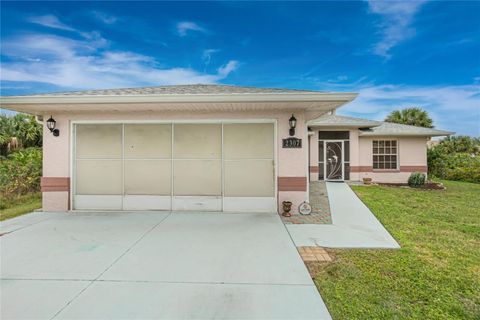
325,141,343,180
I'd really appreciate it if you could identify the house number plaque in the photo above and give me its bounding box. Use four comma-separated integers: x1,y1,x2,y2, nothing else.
282,137,302,148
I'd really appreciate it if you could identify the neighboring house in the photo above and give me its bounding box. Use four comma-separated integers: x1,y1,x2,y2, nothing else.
0,84,452,214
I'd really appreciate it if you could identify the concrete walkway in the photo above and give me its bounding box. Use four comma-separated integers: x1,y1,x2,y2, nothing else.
1,211,331,319
287,182,400,248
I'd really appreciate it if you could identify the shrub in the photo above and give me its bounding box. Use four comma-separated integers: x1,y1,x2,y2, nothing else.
0,147,42,197
428,136,480,184
408,172,426,187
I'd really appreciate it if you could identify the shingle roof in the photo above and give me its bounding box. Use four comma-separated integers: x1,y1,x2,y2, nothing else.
359,121,454,137
32,84,322,96
308,114,381,128
309,114,453,137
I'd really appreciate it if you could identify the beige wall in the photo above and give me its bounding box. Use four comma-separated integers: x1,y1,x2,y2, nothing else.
41,109,309,213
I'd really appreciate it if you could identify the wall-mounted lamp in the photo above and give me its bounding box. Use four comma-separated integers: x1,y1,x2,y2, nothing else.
46,116,60,137
289,114,297,136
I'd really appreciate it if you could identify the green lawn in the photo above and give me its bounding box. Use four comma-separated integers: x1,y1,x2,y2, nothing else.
312,181,480,320
0,193,42,221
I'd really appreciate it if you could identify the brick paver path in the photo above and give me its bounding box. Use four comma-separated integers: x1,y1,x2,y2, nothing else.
297,246,332,262
281,181,332,224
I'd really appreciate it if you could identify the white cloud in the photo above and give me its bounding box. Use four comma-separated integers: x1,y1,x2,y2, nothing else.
367,0,427,58
91,11,118,24
0,33,239,89
338,84,480,136
176,21,206,37
217,60,239,77
28,14,76,32
27,14,109,47
202,49,219,65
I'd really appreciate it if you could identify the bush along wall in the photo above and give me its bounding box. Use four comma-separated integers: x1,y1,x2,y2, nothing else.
408,172,426,187
0,147,42,197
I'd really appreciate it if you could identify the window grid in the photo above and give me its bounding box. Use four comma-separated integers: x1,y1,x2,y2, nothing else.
373,140,398,170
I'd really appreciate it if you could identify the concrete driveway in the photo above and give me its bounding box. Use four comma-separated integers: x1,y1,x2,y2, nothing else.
1,211,331,319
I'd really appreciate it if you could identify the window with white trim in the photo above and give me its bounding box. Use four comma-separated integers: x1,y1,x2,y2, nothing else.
372,140,398,169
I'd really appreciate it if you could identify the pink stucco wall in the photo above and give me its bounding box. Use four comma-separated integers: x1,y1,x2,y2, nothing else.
42,118,70,211
42,110,309,213
308,133,318,181
308,128,428,183
353,136,428,183
42,192,69,212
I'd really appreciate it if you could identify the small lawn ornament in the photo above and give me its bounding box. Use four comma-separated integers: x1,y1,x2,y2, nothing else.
282,201,292,217
298,201,312,215
363,177,372,185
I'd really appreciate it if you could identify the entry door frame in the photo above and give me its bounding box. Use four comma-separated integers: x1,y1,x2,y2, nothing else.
323,140,344,181
69,119,278,212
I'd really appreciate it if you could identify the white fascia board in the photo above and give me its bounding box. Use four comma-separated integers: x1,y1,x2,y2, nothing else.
359,131,455,137
0,92,358,105
308,123,381,128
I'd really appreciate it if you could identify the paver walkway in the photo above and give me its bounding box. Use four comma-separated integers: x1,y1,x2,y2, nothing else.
287,182,400,248
282,181,332,224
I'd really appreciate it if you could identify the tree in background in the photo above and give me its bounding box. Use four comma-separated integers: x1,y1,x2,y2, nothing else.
385,107,434,128
0,114,42,156
430,135,480,155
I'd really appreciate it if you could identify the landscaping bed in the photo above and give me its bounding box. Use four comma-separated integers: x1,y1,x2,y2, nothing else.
377,181,446,190
311,180,480,319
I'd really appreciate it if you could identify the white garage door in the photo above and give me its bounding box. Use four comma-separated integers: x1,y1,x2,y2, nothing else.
73,122,276,212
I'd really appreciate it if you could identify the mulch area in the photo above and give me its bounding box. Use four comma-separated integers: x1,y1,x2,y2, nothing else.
377,182,446,190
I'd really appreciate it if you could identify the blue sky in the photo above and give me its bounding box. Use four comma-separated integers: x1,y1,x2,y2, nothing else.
1,1,479,136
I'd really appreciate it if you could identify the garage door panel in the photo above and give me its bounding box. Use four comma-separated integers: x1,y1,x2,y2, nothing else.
76,124,122,159
74,195,122,210
224,123,274,159
76,160,122,195
172,196,222,211
174,160,222,196
174,124,221,159
124,124,171,159
123,195,171,210
223,197,277,212
224,160,275,197
124,160,171,195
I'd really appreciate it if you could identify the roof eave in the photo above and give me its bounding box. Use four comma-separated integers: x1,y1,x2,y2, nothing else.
359,131,455,137
308,123,381,129
0,92,358,105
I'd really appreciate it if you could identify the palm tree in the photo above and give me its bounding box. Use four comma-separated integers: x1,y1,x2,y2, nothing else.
0,114,43,156
385,107,434,128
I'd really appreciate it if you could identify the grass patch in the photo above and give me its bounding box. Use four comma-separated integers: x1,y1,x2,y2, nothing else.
0,193,42,221
312,180,480,319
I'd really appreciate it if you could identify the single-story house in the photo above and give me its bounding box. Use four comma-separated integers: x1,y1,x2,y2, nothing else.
1,84,453,214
